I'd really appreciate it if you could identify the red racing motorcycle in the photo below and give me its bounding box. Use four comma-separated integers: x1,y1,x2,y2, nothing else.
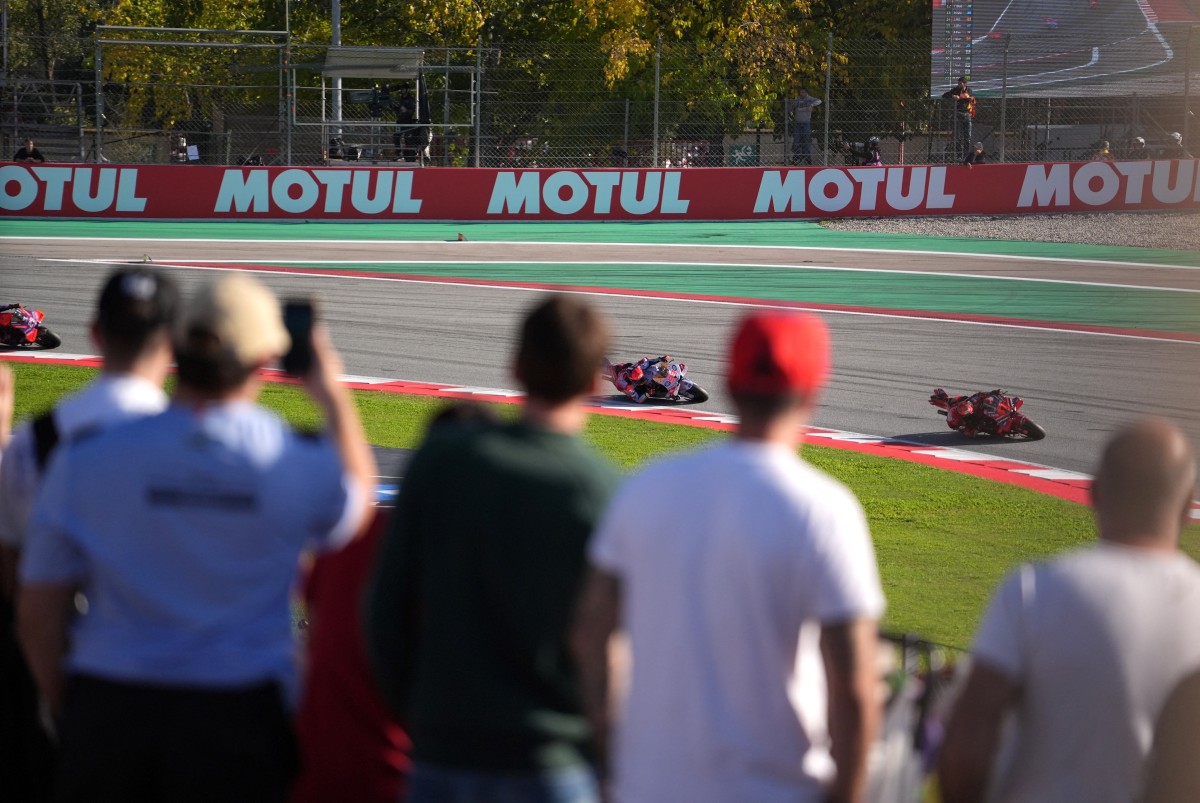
929,388,1046,440
0,304,61,350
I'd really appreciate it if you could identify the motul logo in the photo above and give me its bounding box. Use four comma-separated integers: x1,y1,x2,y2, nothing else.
487,171,691,216
214,169,423,214
0,166,147,212
1018,160,1200,208
754,167,957,214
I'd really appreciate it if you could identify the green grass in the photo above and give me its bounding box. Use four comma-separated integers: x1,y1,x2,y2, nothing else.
8,363,1197,651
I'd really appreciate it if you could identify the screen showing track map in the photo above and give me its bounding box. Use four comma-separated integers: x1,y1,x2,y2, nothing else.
931,0,1198,96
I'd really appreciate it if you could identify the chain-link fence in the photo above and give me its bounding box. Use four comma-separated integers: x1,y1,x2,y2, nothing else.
3,29,1197,167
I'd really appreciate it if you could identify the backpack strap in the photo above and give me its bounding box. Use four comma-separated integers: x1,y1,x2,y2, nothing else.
32,411,60,471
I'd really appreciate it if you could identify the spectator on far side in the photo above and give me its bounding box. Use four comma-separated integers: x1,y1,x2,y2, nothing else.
12,138,45,162
572,311,886,803
364,294,619,803
18,272,376,802
963,141,987,166
938,418,1200,803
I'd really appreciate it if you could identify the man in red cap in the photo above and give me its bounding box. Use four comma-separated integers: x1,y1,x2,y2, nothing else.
572,311,885,803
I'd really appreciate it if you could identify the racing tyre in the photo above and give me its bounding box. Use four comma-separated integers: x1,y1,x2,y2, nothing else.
679,384,710,404
33,327,62,350
1013,418,1046,441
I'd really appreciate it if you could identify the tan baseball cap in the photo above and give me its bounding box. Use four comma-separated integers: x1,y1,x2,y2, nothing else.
174,273,290,368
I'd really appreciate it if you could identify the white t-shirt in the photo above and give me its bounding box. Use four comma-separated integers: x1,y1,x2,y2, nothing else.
589,439,885,803
0,374,167,548
973,542,1200,803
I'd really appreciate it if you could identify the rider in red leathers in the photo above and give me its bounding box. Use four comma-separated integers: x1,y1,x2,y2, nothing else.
934,388,1001,438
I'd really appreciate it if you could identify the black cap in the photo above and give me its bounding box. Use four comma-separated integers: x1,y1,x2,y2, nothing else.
96,268,179,337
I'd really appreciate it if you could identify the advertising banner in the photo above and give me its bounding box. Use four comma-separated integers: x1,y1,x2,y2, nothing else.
2,160,1197,221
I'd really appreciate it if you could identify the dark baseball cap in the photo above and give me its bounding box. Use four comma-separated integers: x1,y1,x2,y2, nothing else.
96,268,180,335
727,312,831,396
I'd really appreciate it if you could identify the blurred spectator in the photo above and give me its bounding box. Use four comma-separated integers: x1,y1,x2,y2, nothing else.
572,311,885,803
364,295,619,803
1140,668,1200,802
841,136,883,166
291,509,411,803
0,268,178,803
12,138,45,162
18,273,376,802
1092,140,1114,160
1164,131,1191,158
291,401,497,803
1123,136,1148,159
938,418,1200,803
963,141,987,166
786,85,822,165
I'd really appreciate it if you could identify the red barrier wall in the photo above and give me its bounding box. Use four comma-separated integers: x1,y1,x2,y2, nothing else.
2,160,1197,220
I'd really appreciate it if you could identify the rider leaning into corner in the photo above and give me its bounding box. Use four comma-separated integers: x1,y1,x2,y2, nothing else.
938,389,1001,438
611,355,674,403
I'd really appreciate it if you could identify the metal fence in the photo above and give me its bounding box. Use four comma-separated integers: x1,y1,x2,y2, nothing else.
2,30,1196,167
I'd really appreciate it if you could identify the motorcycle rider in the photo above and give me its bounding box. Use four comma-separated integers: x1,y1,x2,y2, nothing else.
935,388,1001,438
612,355,672,403
0,304,41,345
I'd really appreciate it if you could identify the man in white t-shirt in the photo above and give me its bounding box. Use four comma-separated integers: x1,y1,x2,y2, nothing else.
938,418,1200,803
572,312,885,803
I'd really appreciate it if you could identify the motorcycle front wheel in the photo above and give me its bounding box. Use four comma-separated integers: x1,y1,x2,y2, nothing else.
678,384,709,404
1010,418,1047,441
33,326,62,349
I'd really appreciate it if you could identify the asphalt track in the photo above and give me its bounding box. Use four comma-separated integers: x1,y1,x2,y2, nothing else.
2,220,1198,482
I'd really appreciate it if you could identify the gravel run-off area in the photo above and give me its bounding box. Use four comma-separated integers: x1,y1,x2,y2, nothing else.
821,211,1200,253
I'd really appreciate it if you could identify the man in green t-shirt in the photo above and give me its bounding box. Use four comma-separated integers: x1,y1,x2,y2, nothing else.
365,294,618,803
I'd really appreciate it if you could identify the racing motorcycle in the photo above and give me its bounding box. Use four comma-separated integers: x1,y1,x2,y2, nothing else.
0,304,61,350
603,356,710,404
929,388,1046,441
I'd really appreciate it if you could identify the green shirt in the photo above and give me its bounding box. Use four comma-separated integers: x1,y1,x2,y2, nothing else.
365,418,619,772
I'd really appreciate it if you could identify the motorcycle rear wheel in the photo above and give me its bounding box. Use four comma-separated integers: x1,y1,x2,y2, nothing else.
1011,418,1047,441
33,327,62,349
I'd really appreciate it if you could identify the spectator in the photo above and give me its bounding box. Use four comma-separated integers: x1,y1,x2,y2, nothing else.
291,401,497,803
1140,668,1200,802
938,418,1200,803
786,85,822,165
0,268,178,803
942,77,975,161
1092,140,1114,160
1124,136,1148,159
963,141,987,166
841,137,883,166
1164,131,1191,158
18,272,376,802
291,509,412,803
572,311,886,803
364,294,619,803
12,138,45,162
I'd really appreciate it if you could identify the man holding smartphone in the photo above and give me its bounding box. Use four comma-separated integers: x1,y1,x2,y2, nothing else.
19,272,376,802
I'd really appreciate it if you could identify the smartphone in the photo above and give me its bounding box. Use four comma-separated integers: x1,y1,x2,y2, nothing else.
281,299,315,376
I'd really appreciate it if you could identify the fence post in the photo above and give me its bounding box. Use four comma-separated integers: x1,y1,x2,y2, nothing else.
94,36,103,164
1000,34,1010,162
1185,25,1195,150
623,98,630,163
474,44,482,167
653,34,661,167
76,84,85,161
823,33,832,166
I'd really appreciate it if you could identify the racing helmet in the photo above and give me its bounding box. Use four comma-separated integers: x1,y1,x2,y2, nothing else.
867,136,880,148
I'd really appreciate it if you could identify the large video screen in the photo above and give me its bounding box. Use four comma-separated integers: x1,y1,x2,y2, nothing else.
931,0,1196,97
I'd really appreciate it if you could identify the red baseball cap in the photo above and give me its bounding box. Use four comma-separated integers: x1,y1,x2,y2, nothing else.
727,312,830,396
